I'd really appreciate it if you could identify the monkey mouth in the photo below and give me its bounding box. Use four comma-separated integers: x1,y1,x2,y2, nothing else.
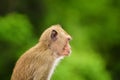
63,48,71,56
63,43,71,56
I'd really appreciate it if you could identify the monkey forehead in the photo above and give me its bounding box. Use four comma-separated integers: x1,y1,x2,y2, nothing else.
61,32,72,40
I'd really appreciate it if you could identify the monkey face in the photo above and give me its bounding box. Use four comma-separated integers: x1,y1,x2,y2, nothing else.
50,25,72,57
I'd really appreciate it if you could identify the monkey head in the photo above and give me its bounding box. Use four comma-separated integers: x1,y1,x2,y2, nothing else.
39,24,72,57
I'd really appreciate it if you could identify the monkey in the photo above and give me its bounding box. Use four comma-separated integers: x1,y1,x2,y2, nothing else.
11,24,72,80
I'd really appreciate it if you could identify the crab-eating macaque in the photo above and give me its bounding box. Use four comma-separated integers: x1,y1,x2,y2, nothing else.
11,24,72,80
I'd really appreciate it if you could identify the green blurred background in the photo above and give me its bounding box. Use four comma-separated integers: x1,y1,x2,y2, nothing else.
0,0,120,80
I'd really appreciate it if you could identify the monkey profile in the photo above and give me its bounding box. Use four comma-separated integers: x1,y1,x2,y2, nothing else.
11,24,72,80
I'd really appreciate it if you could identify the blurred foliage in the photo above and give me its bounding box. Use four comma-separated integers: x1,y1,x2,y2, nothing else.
0,0,120,80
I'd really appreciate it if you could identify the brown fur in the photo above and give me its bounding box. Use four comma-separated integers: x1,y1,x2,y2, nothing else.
11,24,72,80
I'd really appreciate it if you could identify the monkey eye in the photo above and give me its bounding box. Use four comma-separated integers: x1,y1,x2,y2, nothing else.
67,37,72,41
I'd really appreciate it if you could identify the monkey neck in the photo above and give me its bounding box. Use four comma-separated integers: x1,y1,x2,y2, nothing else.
31,43,63,80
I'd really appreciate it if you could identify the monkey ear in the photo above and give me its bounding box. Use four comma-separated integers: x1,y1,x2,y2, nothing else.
51,30,58,41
